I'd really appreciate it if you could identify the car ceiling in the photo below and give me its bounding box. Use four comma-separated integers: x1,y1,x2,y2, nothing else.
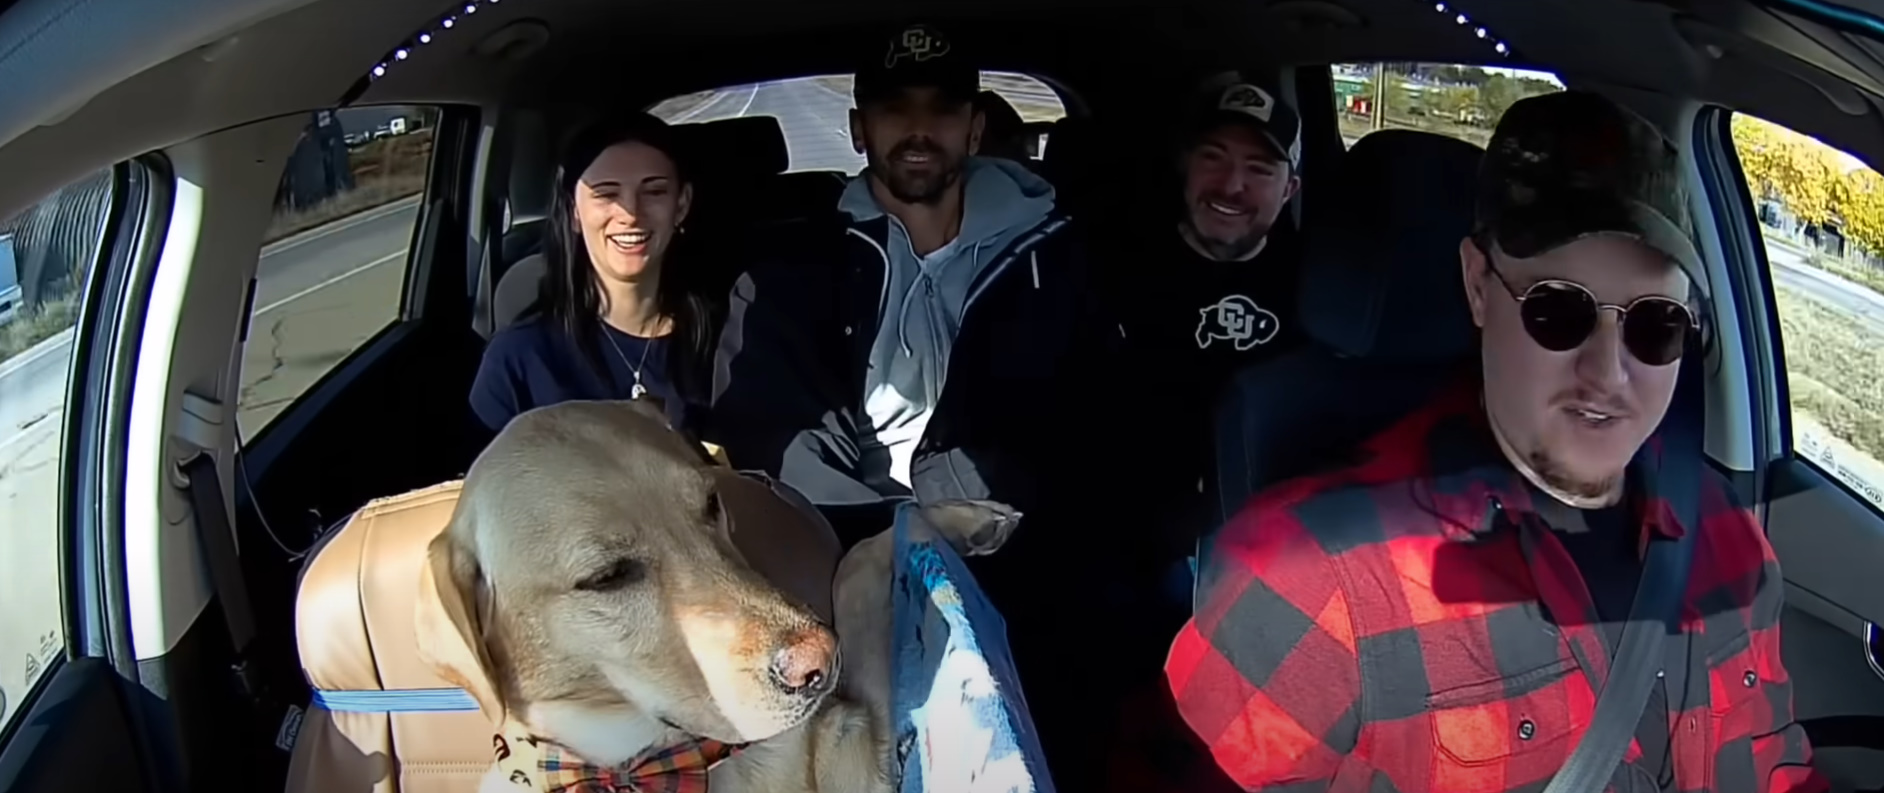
3,0,1884,222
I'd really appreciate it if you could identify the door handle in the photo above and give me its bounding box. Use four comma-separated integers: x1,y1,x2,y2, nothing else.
1866,622,1884,682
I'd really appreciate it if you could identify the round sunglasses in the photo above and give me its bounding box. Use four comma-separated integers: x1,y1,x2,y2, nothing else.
1486,262,1698,366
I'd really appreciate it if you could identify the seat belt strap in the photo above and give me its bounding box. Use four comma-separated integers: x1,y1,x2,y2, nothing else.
183,452,262,702
1542,349,1705,793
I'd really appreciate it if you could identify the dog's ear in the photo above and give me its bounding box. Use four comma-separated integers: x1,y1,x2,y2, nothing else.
415,527,507,725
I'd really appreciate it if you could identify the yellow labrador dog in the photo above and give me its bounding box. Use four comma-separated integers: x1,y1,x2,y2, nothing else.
416,400,1018,793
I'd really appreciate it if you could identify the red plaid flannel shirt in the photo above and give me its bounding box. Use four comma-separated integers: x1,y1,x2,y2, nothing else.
1167,383,1826,792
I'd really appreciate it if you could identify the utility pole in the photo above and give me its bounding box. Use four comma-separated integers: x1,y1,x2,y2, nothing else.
1373,61,1387,131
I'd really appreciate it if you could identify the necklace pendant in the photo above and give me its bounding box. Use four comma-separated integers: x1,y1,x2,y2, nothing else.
630,382,648,400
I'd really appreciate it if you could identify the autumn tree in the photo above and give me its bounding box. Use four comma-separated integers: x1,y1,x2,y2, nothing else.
1734,113,1884,257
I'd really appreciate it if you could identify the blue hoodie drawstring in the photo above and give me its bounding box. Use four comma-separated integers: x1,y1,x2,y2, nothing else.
898,239,985,357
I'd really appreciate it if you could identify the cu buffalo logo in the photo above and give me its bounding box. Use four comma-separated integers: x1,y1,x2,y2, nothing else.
1219,84,1271,115
1195,295,1280,351
886,26,951,67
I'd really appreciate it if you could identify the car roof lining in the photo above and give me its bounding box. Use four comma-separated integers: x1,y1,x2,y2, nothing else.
3,0,1884,221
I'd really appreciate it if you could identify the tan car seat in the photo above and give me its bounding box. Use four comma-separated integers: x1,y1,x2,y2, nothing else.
285,467,843,793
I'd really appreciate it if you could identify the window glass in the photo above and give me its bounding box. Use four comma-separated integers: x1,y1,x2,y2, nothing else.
238,105,440,439
0,166,115,730
1731,113,1884,509
1330,62,1562,148
647,72,1067,173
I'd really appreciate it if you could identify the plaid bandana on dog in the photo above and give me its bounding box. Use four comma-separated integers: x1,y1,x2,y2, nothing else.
492,725,739,793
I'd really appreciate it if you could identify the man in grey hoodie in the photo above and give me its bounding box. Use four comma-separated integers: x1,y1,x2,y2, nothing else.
708,26,1123,786
709,23,1118,540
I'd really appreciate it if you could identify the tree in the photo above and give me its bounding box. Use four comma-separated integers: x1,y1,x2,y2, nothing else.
1733,113,1884,257
1432,85,1482,123
1843,169,1884,255
1732,114,1843,229
1477,73,1523,121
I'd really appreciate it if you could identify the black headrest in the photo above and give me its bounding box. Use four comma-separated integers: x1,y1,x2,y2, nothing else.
1299,130,1482,362
1042,117,1099,168
680,116,789,182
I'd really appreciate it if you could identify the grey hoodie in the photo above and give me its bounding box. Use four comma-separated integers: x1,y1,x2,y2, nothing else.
837,156,1058,489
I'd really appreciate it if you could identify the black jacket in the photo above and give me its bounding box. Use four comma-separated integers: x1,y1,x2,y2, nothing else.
707,210,1121,522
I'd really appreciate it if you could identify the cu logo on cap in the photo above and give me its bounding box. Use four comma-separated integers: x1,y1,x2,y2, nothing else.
1220,84,1270,113
886,26,951,67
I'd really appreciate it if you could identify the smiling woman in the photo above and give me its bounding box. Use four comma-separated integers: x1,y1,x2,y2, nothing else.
469,111,720,440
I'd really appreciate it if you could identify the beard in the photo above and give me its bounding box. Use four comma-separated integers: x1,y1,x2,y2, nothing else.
866,138,964,205
1181,217,1271,261
1525,447,1625,504
1181,196,1274,261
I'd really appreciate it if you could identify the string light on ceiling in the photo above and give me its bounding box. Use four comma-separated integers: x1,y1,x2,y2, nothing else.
1431,1,1512,57
366,0,502,82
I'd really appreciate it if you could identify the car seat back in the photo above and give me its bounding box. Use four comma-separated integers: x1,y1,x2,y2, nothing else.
1212,130,1483,525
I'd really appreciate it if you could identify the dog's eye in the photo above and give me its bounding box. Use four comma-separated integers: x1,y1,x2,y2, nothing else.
704,492,724,525
576,558,645,592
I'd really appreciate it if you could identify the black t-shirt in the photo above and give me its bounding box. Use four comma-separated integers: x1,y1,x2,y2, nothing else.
1118,226,1306,498
1551,501,1675,791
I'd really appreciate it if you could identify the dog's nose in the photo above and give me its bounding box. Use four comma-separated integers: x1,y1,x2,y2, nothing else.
768,628,836,695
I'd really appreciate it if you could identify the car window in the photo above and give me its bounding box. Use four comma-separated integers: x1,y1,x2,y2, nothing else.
237,105,439,439
646,72,1067,174
0,166,114,732
1330,62,1562,149
1730,113,1884,510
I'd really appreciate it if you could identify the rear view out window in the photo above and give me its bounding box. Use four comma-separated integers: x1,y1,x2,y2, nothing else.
1330,62,1562,149
647,72,1067,174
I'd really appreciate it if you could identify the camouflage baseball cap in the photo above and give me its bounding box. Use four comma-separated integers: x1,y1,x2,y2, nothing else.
1475,90,1706,293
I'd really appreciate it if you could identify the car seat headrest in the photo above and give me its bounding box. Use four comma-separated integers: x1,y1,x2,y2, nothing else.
1299,130,1482,362
679,115,789,182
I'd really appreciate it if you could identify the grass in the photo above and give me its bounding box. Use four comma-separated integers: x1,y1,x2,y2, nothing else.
1803,249,1884,295
0,294,79,363
1339,112,1493,148
262,130,434,243
1776,285,1884,463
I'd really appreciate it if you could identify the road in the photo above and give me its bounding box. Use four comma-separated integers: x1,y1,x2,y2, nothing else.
665,80,867,173
4,83,1884,725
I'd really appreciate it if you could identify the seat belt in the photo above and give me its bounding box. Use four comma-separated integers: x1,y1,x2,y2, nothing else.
1542,347,1705,793
183,452,264,705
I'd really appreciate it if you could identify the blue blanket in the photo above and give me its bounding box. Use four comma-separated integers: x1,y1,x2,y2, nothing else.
891,502,1055,793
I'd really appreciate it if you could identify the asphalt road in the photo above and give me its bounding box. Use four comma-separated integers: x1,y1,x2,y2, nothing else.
4,85,1884,725
667,79,867,173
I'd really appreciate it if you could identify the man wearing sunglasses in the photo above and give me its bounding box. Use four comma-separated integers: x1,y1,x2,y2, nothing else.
1163,91,1826,791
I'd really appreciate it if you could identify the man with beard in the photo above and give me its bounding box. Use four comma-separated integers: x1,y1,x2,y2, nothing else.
709,23,1115,544
1111,72,1309,632
710,28,1120,783
1164,91,1825,792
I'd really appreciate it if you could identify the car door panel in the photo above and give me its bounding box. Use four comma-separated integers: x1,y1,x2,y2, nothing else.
1769,460,1884,633
0,659,161,793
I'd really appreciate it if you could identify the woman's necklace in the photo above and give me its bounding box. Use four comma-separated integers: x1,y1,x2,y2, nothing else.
602,326,655,400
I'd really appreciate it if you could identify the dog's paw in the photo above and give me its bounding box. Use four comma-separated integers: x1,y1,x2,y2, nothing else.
918,500,1022,557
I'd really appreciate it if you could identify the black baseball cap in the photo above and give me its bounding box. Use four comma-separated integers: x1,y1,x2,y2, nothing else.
1185,71,1303,168
853,24,979,106
1475,90,1705,293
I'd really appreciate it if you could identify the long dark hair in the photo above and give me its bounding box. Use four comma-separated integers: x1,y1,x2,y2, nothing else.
537,112,717,405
